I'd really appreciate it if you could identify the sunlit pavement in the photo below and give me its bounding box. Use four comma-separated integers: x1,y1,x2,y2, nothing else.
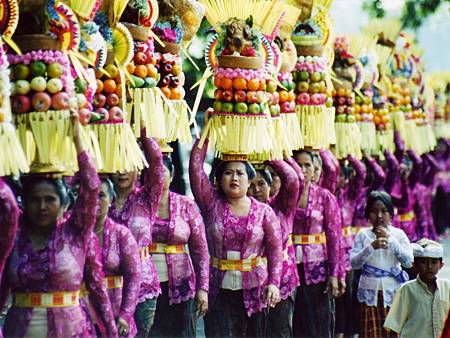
439,234,450,279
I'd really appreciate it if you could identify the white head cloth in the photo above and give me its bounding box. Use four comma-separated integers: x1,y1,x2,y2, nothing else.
412,238,444,258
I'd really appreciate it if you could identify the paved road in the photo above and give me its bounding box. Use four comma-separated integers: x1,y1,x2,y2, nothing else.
438,235,450,279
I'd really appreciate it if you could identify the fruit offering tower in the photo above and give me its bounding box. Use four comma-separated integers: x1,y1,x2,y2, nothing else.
429,72,450,139
291,0,334,149
8,0,83,173
200,0,287,160
331,35,362,159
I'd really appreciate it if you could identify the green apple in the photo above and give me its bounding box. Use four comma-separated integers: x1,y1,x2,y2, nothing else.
74,78,87,93
47,62,64,78
222,102,234,113
325,97,333,107
47,78,63,94
249,103,261,114
30,61,47,77
267,80,277,93
347,115,356,122
336,114,347,122
299,71,309,81
310,72,321,82
13,64,30,80
318,81,326,93
15,80,31,95
235,102,248,114
296,81,309,93
309,82,320,94
213,100,222,112
292,72,298,82
270,104,280,116
30,76,47,92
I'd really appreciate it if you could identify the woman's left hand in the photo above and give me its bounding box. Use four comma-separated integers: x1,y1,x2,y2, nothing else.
326,276,340,298
196,289,208,316
374,226,390,239
264,284,280,308
116,316,129,336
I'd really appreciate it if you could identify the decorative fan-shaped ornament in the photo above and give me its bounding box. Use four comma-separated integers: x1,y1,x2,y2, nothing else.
205,33,273,71
0,0,19,37
48,1,81,52
112,23,134,67
139,0,159,28
95,35,108,69
61,0,101,22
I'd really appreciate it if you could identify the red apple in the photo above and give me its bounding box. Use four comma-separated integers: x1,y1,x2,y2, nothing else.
297,92,310,105
310,93,323,105
79,108,92,126
134,51,148,65
280,101,292,113
215,89,223,101
51,92,70,110
337,96,347,105
109,106,124,122
247,91,258,104
12,95,31,113
222,89,234,102
106,93,120,107
32,92,52,111
95,107,109,122
93,93,106,108
234,90,247,102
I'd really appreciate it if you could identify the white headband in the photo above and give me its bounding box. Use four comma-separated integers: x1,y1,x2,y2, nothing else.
412,243,444,259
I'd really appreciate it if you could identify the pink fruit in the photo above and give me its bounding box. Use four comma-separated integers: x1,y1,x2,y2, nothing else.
95,107,109,122
109,106,124,122
234,90,246,102
280,101,292,113
93,93,106,108
51,92,70,110
12,95,31,113
297,92,310,105
271,92,280,105
79,108,92,126
106,93,120,107
246,91,258,104
337,96,346,105
310,93,323,105
32,92,52,111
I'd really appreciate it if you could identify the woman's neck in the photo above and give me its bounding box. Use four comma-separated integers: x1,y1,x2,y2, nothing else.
116,184,134,200
160,189,170,206
95,215,107,234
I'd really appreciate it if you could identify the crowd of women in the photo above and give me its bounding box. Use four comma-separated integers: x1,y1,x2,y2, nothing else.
0,112,448,338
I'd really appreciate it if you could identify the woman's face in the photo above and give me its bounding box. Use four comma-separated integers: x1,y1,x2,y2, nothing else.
295,153,315,181
97,182,112,222
111,171,137,191
248,171,271,203
268,168,281,197
313,157,322,183
220,162,250,199
162,165,173,191
337,170,347,190
24,182,63,229
368,200,391,228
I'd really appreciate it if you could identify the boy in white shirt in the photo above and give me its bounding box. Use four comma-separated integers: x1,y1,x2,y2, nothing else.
384,238,450,338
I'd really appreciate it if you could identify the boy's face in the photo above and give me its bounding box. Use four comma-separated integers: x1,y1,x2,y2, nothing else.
414,257,444,282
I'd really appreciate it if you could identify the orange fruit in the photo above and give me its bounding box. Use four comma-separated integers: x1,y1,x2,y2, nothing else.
146,64,158,78
214,76,222,88
114,74,121,84
161,87,171,99
115,85,122,97
134,65,148,79
127,62,136,75
95,69,103,79
279,90,289,102
381,115,390,124
373,116,381,125
247,79,260,91
337,88,346,97
221,78,233,90
96,79,104,94
288,91,296,102
103,79,117,94
170,87,182,100
233,77,247,90
355,113,362,122
258,80,266,91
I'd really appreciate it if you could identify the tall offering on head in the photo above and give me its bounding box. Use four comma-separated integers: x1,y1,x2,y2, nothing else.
428,72,450,139
87,0,146,173
0,0,29,175
199,0,286,160
331,35,363,159
291,0,334,149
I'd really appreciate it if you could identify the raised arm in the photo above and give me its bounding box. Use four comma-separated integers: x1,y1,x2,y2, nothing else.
263,207,283,288
384,150,400,194
186,199,210,293
269,160,300,216
118,225,141,327
394,129,405,163
141,128,164,211
422,153,440,187
320,149,339,194
0,178,19,275
365,157,386,191
323,191,343,278
285,157,305,203
347,156,367,201
407,149,422,188
84,235,118,338
189,138,217,214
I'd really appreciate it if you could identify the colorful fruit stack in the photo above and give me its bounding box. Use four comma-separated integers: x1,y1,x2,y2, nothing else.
373,85,394,153
429,72,450,139
0,38,29,176
291,0,334,149
331,36,362,159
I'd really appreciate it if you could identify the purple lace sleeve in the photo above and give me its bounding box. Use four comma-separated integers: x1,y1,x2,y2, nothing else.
189,138,218,214
285,157,305,202
394,130,405,162
68,151,100,239
366,157,386,191
85,236,118,338
263,207,283,287
384,151,400,194
422,154,440,187
348,156,367,200
407,150,422,188
186,199,210,292
141,131,164,215
118,225,141,323
0,178,19,275
320,150,339,194
269,161,299,216
323,191,342,278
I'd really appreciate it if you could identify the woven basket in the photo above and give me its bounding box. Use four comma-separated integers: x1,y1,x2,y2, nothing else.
218,55,263,69
106,48,115,65
155,42,181,54
14,34,61,52
123,23,150,42
295,43,323,57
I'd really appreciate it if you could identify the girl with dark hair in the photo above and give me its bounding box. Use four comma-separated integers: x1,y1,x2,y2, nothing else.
0,114,117,338
149,156,209,338
291,150,343,338
350,191,413,338
109,128,164,338
189,138,283,338
248,160,302,337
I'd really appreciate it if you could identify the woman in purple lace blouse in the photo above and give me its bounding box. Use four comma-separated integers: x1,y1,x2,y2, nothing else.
248,160,301,337
149,155,209,337
0,114,118,338
109,129,164,338
189,138,283,338
291,150,343,338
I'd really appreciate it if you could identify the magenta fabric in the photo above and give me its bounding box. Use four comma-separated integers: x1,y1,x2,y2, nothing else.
189,139,283,316
320,149,340,194
109,136,164,302
1,152,102,338
292,183,343,285
151,191,209,304
268,160,300,300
